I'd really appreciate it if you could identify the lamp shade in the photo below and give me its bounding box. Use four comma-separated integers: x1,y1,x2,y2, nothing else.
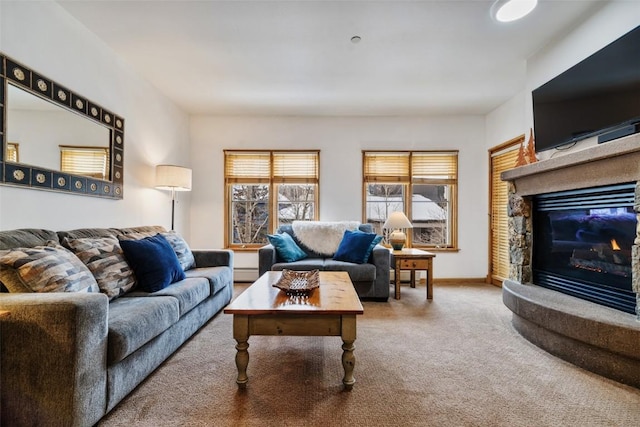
155,165,192,191
383,211,413,230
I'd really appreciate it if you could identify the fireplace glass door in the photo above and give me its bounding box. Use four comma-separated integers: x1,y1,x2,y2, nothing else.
532,183,637,314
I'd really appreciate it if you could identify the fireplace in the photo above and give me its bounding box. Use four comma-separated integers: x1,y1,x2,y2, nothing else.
532,183,637,314
500,133,640,389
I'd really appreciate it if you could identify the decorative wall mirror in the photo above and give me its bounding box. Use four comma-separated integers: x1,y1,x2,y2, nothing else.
0,53,124,199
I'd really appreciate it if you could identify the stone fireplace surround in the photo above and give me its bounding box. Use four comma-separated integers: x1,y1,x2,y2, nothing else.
501,133,640,389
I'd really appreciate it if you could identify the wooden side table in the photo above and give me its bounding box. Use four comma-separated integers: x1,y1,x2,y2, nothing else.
392,248,436,300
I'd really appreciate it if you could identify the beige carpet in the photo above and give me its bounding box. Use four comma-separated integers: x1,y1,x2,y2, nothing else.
98,283,640,427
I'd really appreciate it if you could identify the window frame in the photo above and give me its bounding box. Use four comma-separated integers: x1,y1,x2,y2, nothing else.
362,150,459,251
224,149,320,250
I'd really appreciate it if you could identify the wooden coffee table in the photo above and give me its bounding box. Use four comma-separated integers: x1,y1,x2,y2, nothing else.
223,271,364,390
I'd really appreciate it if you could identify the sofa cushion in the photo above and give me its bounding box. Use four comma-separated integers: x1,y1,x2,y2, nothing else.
0,243,99,293
57,228,119,241
63,236,136,300
333,230,379,264
271,258,326,271
160,231,196,271
323,259,376,282
0,228,59,250
128,277,210,316
107,295,180,364
184,266,233,295
267,232,307,262
120,234,185,292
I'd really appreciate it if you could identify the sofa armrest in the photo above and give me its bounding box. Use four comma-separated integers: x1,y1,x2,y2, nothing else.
258,244,277,276
192,249,234,269
370,245,391,270
0,292,109,427
370,245,391,300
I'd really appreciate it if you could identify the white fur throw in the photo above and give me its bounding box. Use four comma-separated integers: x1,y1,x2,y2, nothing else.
292,220,360,256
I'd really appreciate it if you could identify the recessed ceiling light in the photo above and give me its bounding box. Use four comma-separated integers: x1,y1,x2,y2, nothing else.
351,35,362,44
491,0,538,23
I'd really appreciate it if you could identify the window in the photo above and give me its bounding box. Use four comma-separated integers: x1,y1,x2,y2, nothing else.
489,140,520,285
6,142,19,162
363,150,458,250
60,145,110,180
224,150,319,249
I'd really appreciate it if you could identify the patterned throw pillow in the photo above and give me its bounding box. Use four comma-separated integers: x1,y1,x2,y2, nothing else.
160,231,196,271
0,242,99,293
64,236,136,300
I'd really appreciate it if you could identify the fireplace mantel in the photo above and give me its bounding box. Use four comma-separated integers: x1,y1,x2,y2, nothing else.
502,133,640,196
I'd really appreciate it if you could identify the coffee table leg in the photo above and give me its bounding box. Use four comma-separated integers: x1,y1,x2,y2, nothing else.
341,315,357,390
233,315,250,388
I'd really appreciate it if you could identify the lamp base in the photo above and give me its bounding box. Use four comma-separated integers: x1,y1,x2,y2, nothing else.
391,242,405,251
389,230,406,251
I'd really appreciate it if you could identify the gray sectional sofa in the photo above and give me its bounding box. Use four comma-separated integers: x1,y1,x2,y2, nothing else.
0,226,233,427
259,223,390,300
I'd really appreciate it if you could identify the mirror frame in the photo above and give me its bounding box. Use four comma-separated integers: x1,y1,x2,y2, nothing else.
0,53,124,199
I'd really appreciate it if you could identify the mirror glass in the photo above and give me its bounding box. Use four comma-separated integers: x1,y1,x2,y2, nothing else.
6,83,110,176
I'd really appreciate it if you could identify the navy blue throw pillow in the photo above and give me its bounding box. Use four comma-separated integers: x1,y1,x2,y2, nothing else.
333,230,379,264
120,234,186,292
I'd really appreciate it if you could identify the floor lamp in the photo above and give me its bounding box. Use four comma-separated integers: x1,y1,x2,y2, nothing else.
155,165,192,230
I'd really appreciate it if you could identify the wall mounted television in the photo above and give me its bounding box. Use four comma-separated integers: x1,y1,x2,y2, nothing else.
532,25,640,153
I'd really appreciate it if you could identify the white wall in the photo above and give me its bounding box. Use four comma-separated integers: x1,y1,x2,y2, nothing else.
485,90,526,149
190,115,488,279
0,2,191,236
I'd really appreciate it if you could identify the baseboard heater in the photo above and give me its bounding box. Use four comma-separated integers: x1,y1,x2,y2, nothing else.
234,268,260,283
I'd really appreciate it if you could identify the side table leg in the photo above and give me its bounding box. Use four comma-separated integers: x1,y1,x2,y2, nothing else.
427,260,433,300
233,315,250,388
395,260,401,300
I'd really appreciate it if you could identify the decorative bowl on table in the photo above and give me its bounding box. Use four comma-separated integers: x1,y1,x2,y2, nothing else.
273,269,320,297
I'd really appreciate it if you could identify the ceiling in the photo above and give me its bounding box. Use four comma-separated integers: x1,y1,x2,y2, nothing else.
57,0,607,116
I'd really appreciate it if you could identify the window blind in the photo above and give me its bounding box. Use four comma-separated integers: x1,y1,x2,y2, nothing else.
6,143,18,162
60,146,109,180
412,152,458,184
272,151,319,183
224,152,271,183
363,152,410,182
491,146,519,280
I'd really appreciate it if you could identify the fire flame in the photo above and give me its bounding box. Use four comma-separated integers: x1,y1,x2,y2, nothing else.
610,239,621,251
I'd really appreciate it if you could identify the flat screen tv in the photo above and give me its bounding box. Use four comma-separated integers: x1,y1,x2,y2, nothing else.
532,25,640,153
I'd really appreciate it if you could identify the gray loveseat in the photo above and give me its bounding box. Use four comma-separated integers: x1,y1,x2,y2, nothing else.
258,223,390,301
0,226,233,427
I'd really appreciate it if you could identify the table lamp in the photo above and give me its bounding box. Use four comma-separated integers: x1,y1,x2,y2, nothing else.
383,211,413,250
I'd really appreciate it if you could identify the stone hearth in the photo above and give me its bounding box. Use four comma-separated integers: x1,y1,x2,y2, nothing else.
501,133,640,388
